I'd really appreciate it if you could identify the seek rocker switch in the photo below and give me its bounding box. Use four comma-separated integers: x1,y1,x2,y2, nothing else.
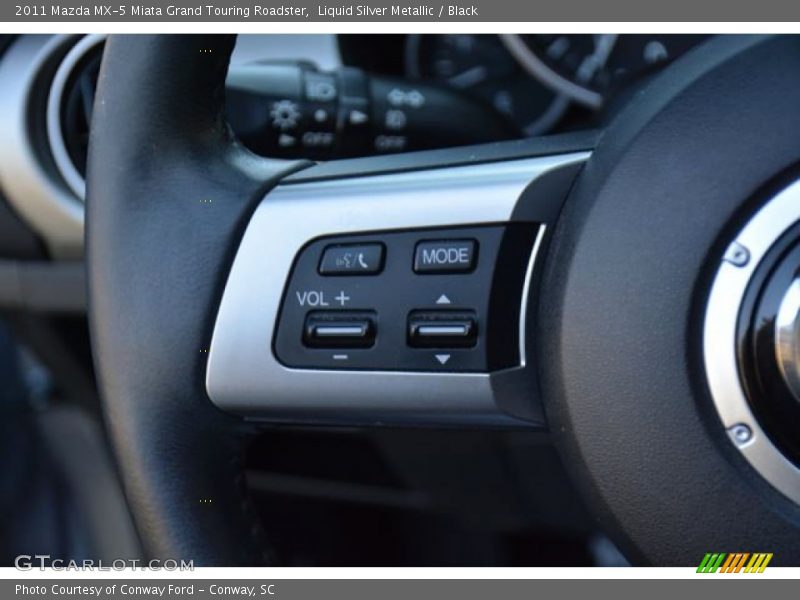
408,311,477,348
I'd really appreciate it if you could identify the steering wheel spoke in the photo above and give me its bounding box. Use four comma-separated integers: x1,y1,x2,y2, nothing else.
207,147,589,427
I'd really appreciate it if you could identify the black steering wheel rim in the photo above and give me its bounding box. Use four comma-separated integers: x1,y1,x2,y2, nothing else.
539,34,800,564
87,34,309,565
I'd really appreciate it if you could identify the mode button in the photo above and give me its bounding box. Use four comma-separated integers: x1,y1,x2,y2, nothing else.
414,239,477,274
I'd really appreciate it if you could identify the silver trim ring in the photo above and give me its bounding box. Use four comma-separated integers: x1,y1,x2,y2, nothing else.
46,34,106,201
0,35,85,258
704,179,800,506
775,278,800,402
0,35,342,258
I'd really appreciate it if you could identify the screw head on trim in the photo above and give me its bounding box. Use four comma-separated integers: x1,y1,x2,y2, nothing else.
724,242,751,267
728,423,753,445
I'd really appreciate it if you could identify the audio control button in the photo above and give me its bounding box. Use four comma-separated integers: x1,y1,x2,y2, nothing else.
304,311,376,348
319,243,384,275
408,311,477,348
414,239,476,273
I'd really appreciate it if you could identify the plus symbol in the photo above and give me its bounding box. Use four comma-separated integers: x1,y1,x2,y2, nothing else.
335,291,350,306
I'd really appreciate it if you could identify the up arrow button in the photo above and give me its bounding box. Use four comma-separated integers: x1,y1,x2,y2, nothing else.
436,294,451,305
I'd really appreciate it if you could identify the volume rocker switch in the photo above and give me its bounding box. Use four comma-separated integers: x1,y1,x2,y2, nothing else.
304,311,376,348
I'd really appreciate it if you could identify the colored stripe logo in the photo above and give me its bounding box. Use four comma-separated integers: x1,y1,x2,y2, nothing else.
697,553,773,573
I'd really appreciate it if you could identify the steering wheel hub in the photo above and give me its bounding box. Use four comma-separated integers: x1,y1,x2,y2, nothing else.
705,177,800,507
775,278,800,402
540,35,800,565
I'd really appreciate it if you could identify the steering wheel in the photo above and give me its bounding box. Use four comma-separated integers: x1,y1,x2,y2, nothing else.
87,34,800,566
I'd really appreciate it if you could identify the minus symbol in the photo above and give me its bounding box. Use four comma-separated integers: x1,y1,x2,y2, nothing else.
333,354,349,360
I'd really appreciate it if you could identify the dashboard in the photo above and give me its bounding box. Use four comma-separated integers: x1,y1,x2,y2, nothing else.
344,34,709,135
0,34,709,261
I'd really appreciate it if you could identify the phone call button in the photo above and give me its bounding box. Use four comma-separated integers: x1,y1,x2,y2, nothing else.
319,243,385,275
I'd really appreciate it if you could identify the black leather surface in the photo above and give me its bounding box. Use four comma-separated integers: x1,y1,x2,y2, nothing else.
86,35,308,565
539,35,800,565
